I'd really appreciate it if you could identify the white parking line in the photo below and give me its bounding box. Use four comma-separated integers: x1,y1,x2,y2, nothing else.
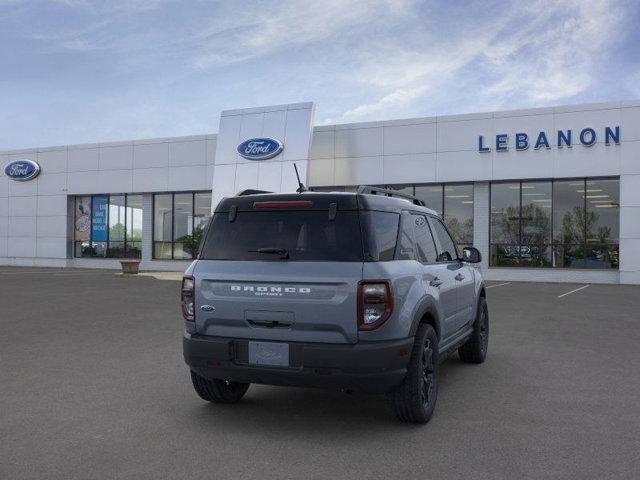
557,284,590,298
486,282,511,289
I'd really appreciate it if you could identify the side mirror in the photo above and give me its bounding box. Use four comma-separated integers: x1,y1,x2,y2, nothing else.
462,246,481,263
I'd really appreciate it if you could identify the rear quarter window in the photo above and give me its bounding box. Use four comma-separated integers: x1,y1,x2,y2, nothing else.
361,211,400,261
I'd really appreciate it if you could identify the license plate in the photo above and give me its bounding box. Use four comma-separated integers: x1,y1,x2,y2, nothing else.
248,341,289,367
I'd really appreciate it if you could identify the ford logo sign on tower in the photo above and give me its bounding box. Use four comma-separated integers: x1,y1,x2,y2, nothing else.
4,159,41,181
237,137,283,160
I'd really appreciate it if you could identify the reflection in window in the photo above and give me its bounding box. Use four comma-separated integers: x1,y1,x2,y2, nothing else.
153,192,212,260
108,195,125,258
490,182,520,266
126,195,143,258
443,184,473,249
73,194,143,259
194,193,212,258
553,180,586,268
520,182,552,267
153,194,172,259
173,193,193,260
389,183,473,250
491,178,619,269
414,185,443,216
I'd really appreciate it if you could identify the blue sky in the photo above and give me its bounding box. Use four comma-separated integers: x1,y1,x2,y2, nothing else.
1,0,639,150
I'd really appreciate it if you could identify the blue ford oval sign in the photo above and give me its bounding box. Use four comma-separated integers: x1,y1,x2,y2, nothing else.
4,159,41,181
237,137,283,160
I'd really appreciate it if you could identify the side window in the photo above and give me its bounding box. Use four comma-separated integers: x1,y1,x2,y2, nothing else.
397,212,416,260
429,217,458,262
412,214,438,263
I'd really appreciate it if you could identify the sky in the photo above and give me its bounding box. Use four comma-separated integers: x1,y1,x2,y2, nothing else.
1,0,639,150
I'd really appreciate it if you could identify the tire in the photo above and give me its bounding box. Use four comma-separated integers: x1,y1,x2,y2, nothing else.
388,324,438,424
190,370,250,404
458,296,489,364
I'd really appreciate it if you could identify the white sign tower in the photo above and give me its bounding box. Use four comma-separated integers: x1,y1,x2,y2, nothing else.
211,102,315,210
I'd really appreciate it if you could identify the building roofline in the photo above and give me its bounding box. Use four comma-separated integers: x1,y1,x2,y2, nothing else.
2,98,638,154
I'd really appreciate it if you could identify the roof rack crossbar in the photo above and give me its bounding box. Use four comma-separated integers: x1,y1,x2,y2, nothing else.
356,186,426,207
236,189,273,196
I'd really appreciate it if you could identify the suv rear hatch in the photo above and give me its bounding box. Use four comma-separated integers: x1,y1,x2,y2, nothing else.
193,194,364,344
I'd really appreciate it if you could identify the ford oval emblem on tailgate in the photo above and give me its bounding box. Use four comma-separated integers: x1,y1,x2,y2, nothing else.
200,305,215,312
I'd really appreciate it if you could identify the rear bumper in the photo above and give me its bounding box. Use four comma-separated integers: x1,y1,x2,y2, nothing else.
183,333,413,394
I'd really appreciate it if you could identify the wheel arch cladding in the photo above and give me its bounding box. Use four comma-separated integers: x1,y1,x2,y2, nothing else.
410,298,442,340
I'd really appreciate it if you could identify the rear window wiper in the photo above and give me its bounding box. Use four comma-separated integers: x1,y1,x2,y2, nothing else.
248,247,290,259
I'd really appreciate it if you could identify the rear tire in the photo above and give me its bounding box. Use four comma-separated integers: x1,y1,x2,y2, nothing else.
190,370,250,404
388,324,438,424
458,296,489,364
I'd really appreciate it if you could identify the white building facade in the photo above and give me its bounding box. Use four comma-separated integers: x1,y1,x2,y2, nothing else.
1,100,639,284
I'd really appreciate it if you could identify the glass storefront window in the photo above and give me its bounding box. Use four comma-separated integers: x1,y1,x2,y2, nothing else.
443,184,473,249
73,193,143,259
585,178,620,269
153,194,172,259
173,193,194,260
521,181,552,267
553,180,587,268
194,192,212,256
153,191,212,260
389,183,472,247
491,178,619,269
414,185,443,216
74,196,92,257
108,195,126,258
490,182,520,266
126,195,143,259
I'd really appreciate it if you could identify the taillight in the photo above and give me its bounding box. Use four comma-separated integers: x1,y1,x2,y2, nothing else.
181,276,195,321
357,280,393,330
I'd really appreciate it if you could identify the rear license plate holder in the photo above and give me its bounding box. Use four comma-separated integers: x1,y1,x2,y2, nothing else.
248,341,290,367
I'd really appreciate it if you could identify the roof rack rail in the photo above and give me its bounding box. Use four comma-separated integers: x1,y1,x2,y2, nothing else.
356,185,426,207
236,189,273,196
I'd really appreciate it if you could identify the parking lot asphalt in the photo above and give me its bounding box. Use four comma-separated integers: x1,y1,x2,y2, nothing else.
1,268,640,480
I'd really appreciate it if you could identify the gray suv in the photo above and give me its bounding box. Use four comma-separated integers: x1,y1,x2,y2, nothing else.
182,186,488,423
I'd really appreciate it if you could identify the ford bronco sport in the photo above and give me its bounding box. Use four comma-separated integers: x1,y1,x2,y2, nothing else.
182,186,488,423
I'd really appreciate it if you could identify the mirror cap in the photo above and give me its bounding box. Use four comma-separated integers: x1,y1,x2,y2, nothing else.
462,247,482,263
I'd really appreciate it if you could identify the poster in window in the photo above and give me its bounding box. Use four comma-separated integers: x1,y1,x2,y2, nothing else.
91,195,108,242
75,196,91,241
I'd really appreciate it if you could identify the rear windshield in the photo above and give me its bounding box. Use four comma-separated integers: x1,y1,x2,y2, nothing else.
200,211,363,261
200,209,400,262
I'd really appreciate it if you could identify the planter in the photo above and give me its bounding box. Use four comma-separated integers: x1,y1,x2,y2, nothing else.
119,259,141,274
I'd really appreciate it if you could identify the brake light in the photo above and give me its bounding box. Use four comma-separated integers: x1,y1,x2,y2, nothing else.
357,280,393,330
181,276,195,321
253,200,313,209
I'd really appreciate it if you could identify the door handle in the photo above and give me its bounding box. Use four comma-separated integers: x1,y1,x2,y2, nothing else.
455,273,465,281
429,278,443,287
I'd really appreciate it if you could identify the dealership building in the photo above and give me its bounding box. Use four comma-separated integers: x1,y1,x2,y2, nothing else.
1,100,639,284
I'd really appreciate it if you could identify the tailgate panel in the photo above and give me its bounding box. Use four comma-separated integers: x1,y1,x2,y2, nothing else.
194,260,362,344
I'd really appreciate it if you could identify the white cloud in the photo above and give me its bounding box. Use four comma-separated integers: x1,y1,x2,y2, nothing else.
334,0,625,122
191,0,415,69
481,0,622,105
0,0,634,149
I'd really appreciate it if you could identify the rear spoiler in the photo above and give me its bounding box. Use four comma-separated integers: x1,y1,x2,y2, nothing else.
236,189,273,196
